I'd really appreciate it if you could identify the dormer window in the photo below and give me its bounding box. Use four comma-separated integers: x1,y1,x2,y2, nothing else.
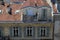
0,10,2,14
7,5,12,15
15,10,20,14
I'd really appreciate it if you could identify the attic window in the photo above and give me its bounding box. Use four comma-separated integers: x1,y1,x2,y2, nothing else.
7,5,12,15
15,10,20,14
0,10,2,13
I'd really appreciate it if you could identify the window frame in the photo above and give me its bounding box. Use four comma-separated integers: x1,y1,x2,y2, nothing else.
13,27,18,37
42,8,47,20
38,7,48,21
24,26,35,37
26,27,33,36
38,27,50,37
23,7,37,22
10,27,22,37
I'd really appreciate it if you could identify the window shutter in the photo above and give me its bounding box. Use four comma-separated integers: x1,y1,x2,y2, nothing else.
46,27,50,37
32,27,35,37
24,27,27,37
38,27,41,37
18,27,22,37
10,27,13,37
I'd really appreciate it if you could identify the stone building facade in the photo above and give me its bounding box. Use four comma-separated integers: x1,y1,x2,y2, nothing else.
0,0,58,40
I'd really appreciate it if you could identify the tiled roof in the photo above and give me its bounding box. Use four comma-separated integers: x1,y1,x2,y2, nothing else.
0,0,58,21
37,0,50,7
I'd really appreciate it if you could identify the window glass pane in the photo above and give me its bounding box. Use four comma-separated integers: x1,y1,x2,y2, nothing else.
38,8,47,21
26,8,34,16
7,6,12,15
13,27,18,37
42,9,47,20
38,27,50,37
27,27,33,36
24,27,35,37
10,27,21,37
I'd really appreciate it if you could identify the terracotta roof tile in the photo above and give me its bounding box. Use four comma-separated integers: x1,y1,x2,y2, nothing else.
0,0,55,21
37,0,49,6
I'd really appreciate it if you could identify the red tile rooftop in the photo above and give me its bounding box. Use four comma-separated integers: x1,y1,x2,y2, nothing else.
0,0,58,21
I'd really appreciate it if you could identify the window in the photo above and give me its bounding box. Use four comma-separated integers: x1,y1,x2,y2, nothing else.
42,9,47,20
15,10,20,14
0,10,2,13
38,27,50,37
25,8,34,16
38,9,47,21
23,8,37,22
7,5,12,15
13,27,18,37
24,27,35,37
10,27,22,37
